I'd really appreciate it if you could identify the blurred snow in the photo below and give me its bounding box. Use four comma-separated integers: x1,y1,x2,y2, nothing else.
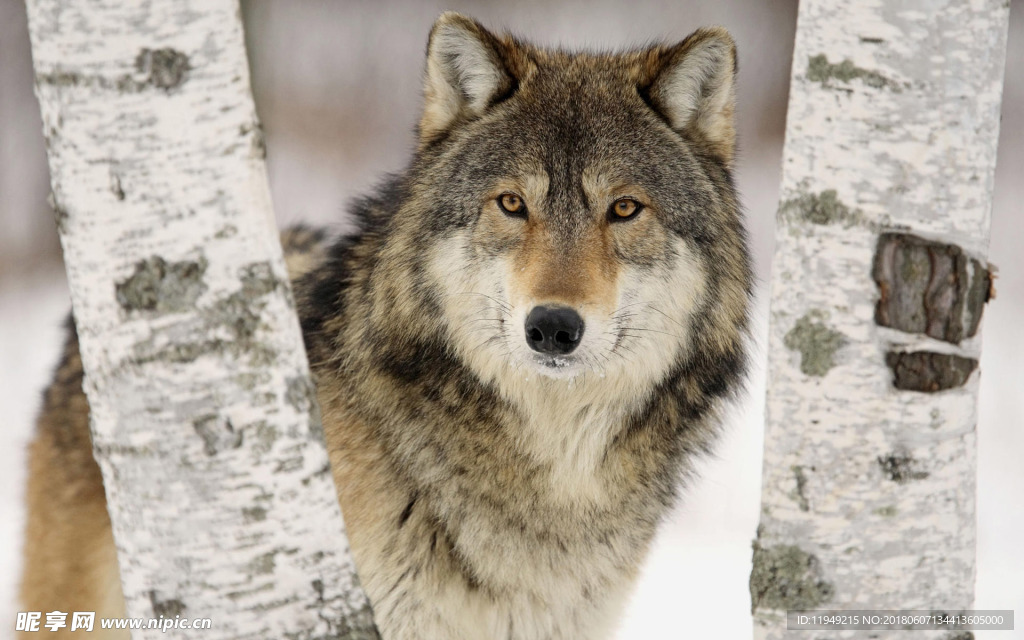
1,2,1021,639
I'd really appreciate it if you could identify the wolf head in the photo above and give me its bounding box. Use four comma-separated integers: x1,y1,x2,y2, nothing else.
365,13,750,409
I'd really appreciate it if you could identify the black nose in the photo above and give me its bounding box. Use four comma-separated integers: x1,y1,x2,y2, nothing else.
524,306,585,355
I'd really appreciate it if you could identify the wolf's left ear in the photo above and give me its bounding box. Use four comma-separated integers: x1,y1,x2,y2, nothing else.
420,13,518,143
643,27,737,165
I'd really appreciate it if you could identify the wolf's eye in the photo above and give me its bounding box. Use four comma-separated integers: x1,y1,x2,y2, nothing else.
610,198,642,221
498,193,527,218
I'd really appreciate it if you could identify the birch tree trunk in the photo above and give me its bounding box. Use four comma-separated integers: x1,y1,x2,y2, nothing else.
25,1,378,638
752,1,1010,638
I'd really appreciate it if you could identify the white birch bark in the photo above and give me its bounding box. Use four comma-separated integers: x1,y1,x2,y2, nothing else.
25,1,378,638
752,1,1010,638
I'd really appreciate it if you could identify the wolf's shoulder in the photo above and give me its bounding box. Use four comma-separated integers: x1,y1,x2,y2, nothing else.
283,174,408,354
280,225,334,281
280,224,350,370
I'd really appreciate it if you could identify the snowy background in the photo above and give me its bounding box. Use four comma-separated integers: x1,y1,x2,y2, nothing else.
1,1,1021,638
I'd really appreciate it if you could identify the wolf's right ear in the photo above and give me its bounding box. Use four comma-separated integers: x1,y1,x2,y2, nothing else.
642,27,738,165
420,13,518,143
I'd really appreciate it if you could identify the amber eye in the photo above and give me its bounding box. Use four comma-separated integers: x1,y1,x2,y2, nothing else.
498,193,527,217
610,198,642,221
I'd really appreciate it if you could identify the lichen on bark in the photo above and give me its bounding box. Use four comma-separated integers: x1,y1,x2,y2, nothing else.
779,189,864,227
116,255,207,314
783,311,846,376
749,543,835,613
807,53,900,91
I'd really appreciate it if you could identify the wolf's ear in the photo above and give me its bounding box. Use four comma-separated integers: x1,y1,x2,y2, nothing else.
420,13,517,143
643,27,737,165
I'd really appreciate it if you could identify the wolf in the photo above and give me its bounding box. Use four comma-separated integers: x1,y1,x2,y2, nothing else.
20,12,751,640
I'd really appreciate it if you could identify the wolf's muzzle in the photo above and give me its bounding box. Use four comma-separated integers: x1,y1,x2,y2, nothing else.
524,306,585,355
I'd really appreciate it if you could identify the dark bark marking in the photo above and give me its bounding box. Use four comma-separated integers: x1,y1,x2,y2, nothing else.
116,255,207,314
886,351,978,392
135,48,190,91
285,375,316,412
310,580,382,640
242,505,267,523
240,122,267,159
38,49,189,94
790,465,810,512
193,414,243,456
239,261,282,297
749,542,834,612
47,192,68,233
149,590,187,617
874,233,992,343
249,550,277,576
125,259,286,366
110,171,125,200
877,452,930,483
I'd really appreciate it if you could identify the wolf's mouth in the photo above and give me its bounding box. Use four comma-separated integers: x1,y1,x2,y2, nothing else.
525,353,586,379
541,356,572,368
